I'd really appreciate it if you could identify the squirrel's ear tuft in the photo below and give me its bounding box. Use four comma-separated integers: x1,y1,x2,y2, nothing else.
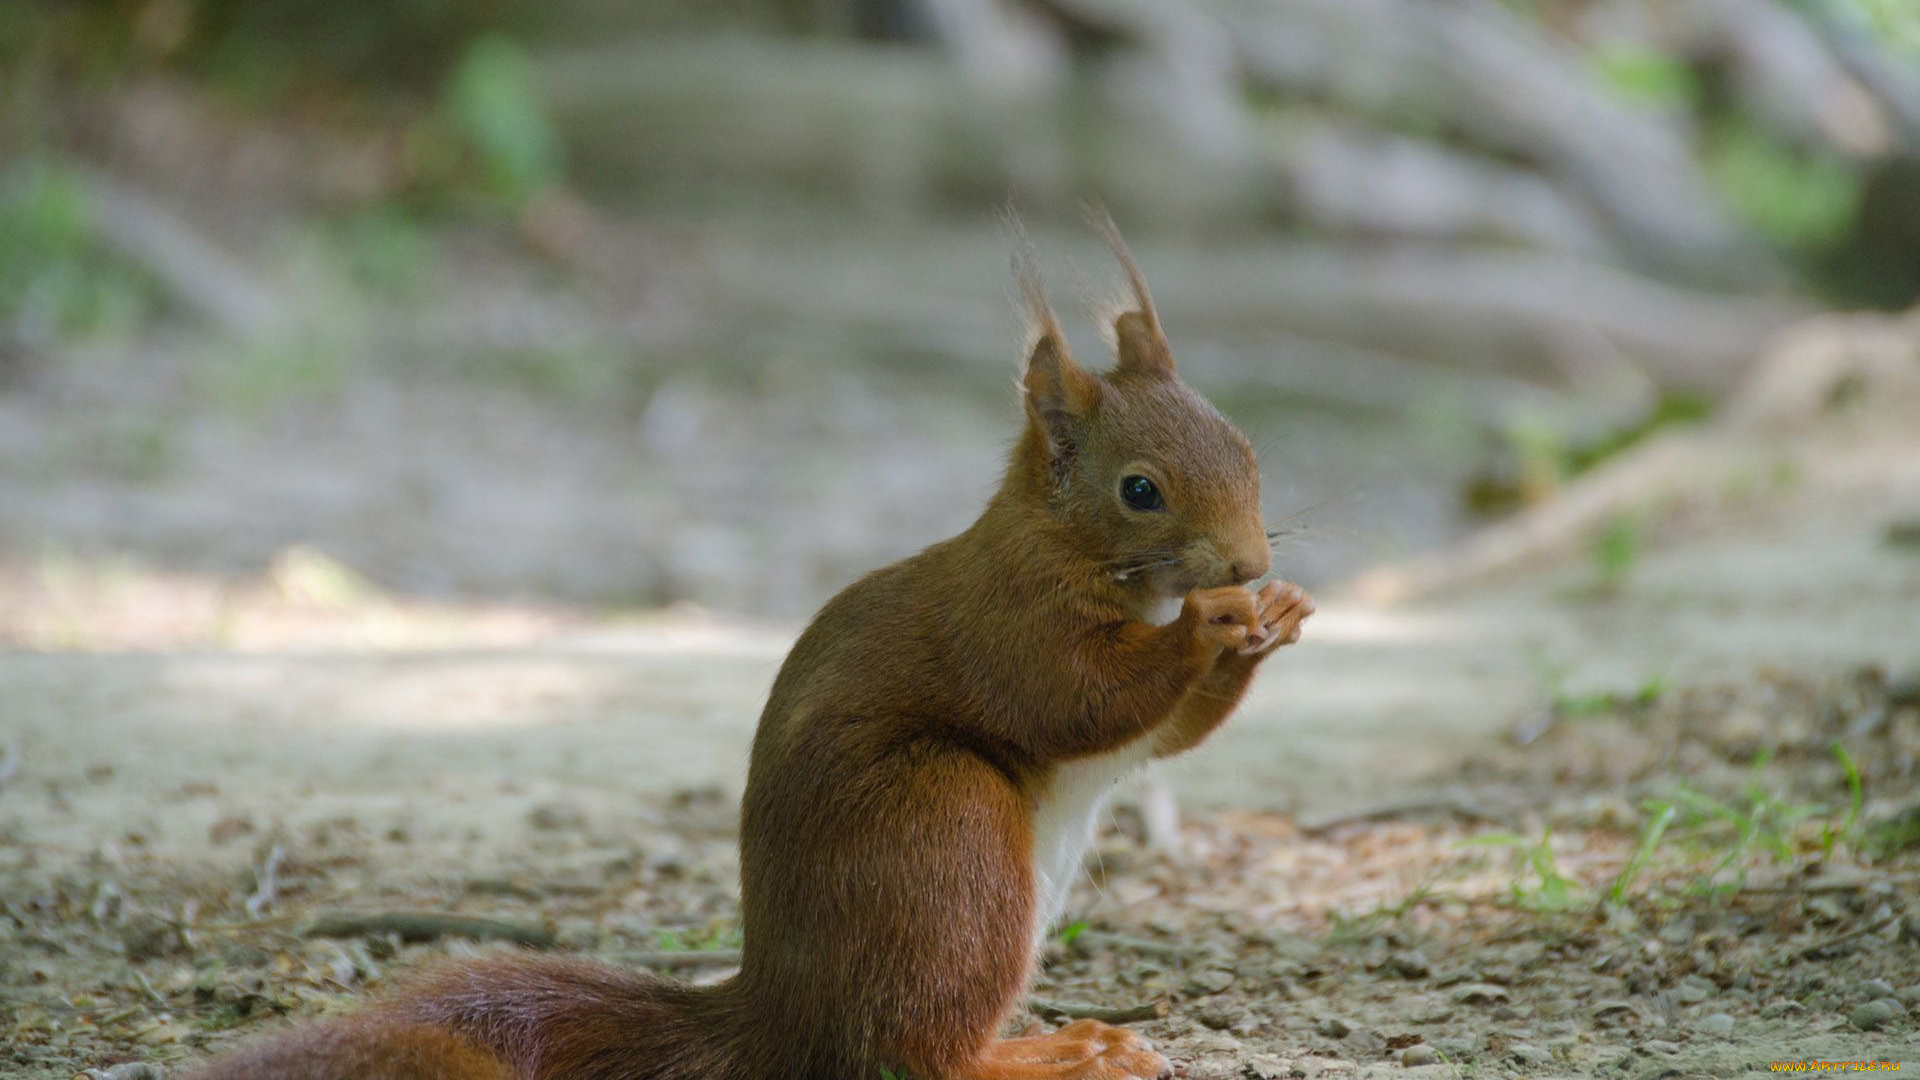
1006,207,1099,454
1022,332,1099,455
1091,208,1174,377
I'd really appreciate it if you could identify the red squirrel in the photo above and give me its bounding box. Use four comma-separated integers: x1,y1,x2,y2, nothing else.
183,216,1314,1080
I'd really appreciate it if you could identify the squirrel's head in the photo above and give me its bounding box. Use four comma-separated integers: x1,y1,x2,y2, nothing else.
1008,214,1270,601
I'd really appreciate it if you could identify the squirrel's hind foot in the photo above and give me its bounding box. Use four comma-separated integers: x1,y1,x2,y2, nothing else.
954,1019,1171,1080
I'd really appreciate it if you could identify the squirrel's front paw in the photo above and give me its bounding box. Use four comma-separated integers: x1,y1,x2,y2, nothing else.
1240,580,1314,656
1181,586,1259,653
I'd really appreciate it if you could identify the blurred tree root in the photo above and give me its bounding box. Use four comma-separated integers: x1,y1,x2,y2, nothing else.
1356,305,1920,602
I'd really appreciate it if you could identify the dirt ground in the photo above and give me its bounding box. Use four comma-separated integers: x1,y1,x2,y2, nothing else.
5,318,1920,1078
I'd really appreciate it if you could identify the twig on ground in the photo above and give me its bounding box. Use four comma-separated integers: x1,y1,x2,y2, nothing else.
244,845,284,919
1074,931,1191,962
132,969,169,1008
303,913,558,949
77,170,286,339
1297,794,1508,834
1795,912,1901,959
1029,996,1170,1024
1742,872,1920,895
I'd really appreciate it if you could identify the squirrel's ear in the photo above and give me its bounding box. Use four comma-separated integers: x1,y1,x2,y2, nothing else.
1006,209,1098,454
1092,209,1175,377
1022,332,1099,454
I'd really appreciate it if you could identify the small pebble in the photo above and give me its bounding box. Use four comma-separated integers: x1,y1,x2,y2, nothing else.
1316,1016,1353,1039
1509,1044,1551,1066
1695,1013,1735,1037
526,801,587,831
1642,1040,1682,1055
1243,1054,1290,1080
1859,978,1896,1000
1591,999,1637,1021
1195,1005,1238,1031
1851,1000,1895,1031
1451,982,1510,1005
1673,976,1714,1005
1185,968,1235,996
1875,996,1908,1017
79,1066,168,1080
1384,950,1431,979
118,914,177,964
1401,1045,1439,1067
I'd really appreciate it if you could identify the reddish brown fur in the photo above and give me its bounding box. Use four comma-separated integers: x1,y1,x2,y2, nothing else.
178,220,1312,1080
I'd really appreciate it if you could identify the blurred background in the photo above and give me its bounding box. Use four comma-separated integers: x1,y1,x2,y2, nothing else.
7,9,1920,1077
4,0,1916,633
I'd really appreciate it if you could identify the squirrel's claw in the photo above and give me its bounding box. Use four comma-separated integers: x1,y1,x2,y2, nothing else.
1239,581,1313,656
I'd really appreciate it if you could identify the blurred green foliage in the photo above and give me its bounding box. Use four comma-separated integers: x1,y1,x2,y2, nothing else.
0,160,155,339
1590,43,1698,109
147,0,527,97
1703,121,1862,248
1832,0,1920,58
1589,514,1646,592
445,35,564,205
326,208,431,296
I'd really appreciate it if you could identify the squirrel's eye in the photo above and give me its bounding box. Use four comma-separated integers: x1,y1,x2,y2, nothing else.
1120,475,1164,512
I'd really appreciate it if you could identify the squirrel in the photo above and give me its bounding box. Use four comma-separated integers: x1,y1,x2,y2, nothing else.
182,215,1314,1080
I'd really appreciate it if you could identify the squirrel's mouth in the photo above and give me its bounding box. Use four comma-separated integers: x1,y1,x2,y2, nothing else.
1108,546,1244,593
1124,563,1238,596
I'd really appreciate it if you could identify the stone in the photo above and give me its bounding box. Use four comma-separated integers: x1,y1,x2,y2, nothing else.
1695,1013,1735,1037
118,914,178,964
1186,968,1236,996
1451,982,1510,1005
1672,976,1715,1005
1197,1005,1246,1032
1859,978,1896,1000
1241,1054,1291,1080
1590,999,1638,1022
1510,1044,1552,1066
1384,950,1432,979
526,801,587,831
79,1065,169,1080
1316,1017,1354,1039
1400,1045,1440,1067
1851,1000,1895,1030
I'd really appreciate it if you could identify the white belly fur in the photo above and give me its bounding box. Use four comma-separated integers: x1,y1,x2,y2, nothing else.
1030,589,1183,941
1032,742,1154,940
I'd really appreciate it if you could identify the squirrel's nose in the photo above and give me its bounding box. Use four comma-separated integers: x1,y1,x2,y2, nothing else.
1228,547,1272,585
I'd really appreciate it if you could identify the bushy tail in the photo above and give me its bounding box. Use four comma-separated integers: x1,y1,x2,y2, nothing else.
187,955,736,1080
